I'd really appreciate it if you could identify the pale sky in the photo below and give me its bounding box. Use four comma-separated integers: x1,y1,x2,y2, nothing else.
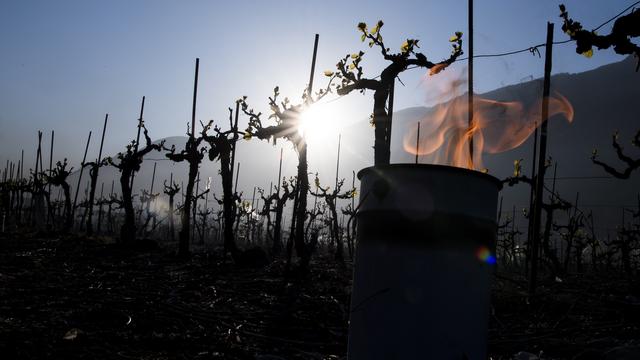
0,0,631,174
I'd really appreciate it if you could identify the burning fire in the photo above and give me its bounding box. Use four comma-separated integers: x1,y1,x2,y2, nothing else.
404,78,574,170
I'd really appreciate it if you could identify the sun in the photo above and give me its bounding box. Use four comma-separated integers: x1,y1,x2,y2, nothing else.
298,103,335,145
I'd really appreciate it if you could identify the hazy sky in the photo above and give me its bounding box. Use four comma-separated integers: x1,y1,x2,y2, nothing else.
0,0,631,174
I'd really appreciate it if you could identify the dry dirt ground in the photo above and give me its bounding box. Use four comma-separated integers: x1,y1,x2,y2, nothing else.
0,232,638,359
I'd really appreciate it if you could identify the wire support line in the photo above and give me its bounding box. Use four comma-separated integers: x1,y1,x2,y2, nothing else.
593,1,640,32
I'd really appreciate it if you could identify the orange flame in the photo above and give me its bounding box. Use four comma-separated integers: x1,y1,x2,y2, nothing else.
403,84,574,170
429,63,448,76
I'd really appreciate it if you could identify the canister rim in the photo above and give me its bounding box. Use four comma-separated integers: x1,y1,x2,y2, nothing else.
357,164,502,189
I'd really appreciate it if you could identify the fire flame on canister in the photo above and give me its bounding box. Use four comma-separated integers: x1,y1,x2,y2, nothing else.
403,77,574,170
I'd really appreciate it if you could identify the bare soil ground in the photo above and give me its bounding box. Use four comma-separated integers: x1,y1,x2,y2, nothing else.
0,232,638,359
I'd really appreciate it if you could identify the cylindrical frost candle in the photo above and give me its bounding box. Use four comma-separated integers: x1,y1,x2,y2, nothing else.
348,164,500,360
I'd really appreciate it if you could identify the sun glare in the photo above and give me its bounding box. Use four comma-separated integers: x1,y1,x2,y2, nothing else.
298,103,335,144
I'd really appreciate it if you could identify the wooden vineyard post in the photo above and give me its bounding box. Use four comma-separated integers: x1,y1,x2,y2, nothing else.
230,101,240,192
468,0,474,166
145,161,157,236
46,130,54,226
175,58,200,257
276,148,283,196
97,182,104,233
415,122,420,164
86,113,108,236
130,97,145,190
72,131,92,223
529,22,554,298
335,134,341,191
32,131,45,227
294,33,319,269
192,171,200,243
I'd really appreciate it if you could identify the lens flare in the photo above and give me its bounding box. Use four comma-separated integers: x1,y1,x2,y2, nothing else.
476,246,496,265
